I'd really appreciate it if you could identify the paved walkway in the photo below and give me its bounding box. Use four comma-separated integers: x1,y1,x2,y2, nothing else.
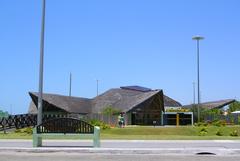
0,140,240,155
1,139,240,148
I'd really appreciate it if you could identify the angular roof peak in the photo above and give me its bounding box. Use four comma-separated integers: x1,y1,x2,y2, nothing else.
120,85,152,92
29,92,92,114
183,99,236,109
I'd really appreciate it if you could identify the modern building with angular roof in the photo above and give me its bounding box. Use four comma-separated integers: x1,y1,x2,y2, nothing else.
29,86,181,125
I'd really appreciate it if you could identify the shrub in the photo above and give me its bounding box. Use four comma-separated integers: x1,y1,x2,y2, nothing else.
212,120,226,127
230,130,238,137
220,120,227,126
101,106,122,115
216,129,223,136
199,127,208,136
194,122,208,127
89,119,110,130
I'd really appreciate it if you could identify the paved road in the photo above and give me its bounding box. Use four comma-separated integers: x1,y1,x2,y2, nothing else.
0,152,240,161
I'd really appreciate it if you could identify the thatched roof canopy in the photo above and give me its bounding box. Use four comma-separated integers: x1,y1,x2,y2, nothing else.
163,95,182,107
91,88,163,113
29,92,92,114
183,99,236,109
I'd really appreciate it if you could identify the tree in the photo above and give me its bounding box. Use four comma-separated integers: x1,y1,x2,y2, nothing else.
101,106,122,125
0,109,9,118
189,105,205,122
228,101,240,112
190,105,222,122
101,106,122,115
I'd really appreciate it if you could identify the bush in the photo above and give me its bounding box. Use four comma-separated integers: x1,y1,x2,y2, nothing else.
230,130,238,137
216,129,223,136
101,106,122,115
199,127,208,136
194,122,208,127
89,119,110,130
212,120,226,127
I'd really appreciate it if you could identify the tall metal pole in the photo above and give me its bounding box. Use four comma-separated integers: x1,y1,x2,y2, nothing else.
69,73,72,97
96,79,99,96
197,40,200,122
193,82,195,105
37,0,46,126
192,36,204,123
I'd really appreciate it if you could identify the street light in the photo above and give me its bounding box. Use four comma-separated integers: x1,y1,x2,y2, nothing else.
37,0,46,126
69,72,72,97
192,35,204,123
96,79,99,96
193,82,195,105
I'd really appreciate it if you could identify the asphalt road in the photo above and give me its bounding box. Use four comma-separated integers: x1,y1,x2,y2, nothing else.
0,152,240,161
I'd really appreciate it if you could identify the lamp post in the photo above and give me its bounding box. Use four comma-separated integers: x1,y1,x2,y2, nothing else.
193,82,195,105
96,79,99,96
69,72,72,97
37,0,46,126
192,36,204,123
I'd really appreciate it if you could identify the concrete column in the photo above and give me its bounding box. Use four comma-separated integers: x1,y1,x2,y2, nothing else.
32,127,42,147
93,126,100,147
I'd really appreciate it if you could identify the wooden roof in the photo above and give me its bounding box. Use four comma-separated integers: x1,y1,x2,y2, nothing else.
183,99,236,109
29,92,92,114
91,88,163,113
163,95,182,107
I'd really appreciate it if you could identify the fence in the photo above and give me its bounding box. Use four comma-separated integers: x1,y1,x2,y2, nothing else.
204,114,240,125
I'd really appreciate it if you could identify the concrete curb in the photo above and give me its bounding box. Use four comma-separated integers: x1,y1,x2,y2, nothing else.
1,139,240,143
0,147,240,156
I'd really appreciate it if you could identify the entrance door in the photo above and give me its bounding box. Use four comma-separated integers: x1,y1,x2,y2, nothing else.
131,113,136,125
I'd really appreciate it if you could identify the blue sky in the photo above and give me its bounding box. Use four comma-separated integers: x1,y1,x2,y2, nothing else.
0,0,240,114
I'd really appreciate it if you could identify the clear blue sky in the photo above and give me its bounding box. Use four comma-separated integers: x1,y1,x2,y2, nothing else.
1,0,240,114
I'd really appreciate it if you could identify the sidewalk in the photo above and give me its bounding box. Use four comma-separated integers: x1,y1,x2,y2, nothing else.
0,140,240,155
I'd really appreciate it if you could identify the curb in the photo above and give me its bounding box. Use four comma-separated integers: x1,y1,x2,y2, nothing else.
0,147,240,156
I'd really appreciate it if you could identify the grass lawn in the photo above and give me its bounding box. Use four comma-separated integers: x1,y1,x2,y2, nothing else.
0,126,240,140
101,126,240,140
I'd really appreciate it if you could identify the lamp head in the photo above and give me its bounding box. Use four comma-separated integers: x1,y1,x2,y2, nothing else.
192,36,204,40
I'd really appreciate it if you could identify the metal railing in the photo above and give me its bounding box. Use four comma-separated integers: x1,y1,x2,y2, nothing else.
36,117,94,134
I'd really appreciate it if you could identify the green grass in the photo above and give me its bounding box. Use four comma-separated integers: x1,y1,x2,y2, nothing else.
0,126,240,140
0,132,32,139
101,126,240,140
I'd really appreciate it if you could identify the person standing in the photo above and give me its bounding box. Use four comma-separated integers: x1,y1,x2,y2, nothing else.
118,113,125,128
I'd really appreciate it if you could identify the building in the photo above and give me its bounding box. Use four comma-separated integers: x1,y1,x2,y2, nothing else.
28,86,181,125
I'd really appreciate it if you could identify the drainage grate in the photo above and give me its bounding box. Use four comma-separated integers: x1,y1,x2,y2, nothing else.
196,152,216,155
